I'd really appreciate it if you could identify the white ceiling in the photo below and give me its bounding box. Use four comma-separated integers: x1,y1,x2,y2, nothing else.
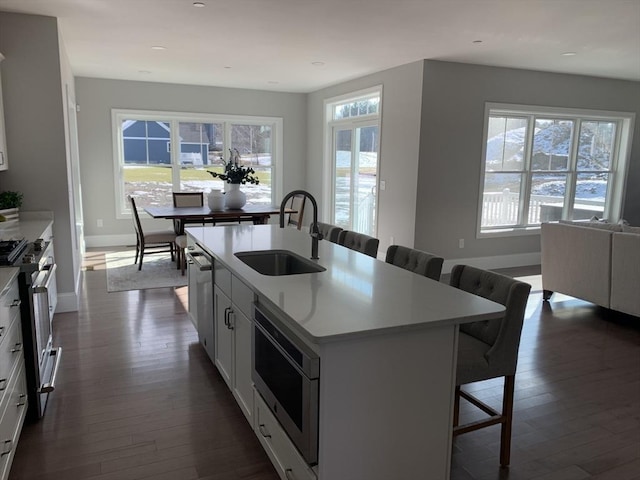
0,0,639,93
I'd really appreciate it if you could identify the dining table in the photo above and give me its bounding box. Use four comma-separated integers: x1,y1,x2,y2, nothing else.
144,204,295,234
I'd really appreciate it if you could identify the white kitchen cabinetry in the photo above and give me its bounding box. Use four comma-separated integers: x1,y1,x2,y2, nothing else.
41,224,57,318
213,262,254,425
0,54,7,171
0,274,27,480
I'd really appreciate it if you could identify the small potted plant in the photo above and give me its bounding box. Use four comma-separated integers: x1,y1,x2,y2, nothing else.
0,190,23,223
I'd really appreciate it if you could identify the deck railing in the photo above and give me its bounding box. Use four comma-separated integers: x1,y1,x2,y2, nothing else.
482,189,604,226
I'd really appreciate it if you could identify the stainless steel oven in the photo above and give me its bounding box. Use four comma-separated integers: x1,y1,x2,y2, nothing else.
17,240,61,420
252,303,319,465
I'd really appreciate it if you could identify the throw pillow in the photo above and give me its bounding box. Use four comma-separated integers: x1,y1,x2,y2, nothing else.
622,225,640,234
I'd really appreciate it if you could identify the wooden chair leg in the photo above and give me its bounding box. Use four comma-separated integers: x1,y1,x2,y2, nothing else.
453,385,460,427
500,375,515,467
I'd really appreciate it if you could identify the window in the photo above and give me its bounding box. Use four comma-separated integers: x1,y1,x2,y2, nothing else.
113,110,283,216
324,87,382,237
478,103,634,236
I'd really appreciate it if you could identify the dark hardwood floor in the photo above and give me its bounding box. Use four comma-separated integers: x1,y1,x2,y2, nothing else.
8,254,640,480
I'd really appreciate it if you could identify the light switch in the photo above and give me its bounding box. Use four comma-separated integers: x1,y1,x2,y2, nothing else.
380,180,386,191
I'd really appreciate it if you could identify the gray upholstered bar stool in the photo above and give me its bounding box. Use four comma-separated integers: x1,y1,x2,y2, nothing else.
385,245,444,281
449,264,531,467
337,230,379,258
315,222,343,244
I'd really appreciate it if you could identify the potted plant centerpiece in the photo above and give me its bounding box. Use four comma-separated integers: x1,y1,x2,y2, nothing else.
0,190,23,224
208,148,259,209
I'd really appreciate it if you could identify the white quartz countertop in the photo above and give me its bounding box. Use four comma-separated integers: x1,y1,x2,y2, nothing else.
0,211,53,243
187,224,505,343
0,267,19,292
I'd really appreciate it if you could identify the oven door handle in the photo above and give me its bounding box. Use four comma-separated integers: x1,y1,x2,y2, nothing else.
40,347,62,393
33,263,57,293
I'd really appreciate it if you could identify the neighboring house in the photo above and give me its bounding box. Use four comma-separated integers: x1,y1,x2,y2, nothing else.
122,120,220,165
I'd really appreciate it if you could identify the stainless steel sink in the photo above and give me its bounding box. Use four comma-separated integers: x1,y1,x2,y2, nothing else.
235,250,326,276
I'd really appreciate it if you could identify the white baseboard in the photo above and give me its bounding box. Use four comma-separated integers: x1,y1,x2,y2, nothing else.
55,291,79,313
442,252,541,274
85,234,136,248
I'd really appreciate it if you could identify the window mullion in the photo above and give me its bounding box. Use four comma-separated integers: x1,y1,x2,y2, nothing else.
564,118,580,220
170,120,181,190
520,115,535,226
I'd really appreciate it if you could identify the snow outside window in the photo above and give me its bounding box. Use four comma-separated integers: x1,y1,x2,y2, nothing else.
477,103,635,237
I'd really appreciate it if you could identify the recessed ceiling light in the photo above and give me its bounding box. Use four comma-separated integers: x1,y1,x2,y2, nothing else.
561,51,577,56
138,70,152,74
311,61,325,66
268,81,279,84
193,1,205,6
224,66,232,69
151,45,166,50
472,40,483,44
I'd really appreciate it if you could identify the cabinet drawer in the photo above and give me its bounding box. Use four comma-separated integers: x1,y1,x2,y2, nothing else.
0,361,27,480
254,392,317,480
214,261,232,298
0,281,19,342
231,275,254,318
0,317,22,406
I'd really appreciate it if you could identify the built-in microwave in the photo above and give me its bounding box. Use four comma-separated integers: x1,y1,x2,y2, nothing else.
252,303,320,465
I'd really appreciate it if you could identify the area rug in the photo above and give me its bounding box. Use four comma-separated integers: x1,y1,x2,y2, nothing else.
105,250,187,292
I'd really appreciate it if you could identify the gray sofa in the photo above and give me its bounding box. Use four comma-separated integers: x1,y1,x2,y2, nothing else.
541,221,640,317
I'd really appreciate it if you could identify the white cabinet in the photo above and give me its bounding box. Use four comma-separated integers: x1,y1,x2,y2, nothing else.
0,54,7,171
213,262,254,425
0,275,27,480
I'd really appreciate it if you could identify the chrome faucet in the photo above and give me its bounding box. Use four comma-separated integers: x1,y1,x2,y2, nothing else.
280,190,323,260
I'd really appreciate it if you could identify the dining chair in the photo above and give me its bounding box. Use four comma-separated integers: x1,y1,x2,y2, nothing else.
449,264,531,467
286,194,306,230
385,245,444,281
172,191,205,233
129,195,177,271
337,230,379,258
315,222,343,244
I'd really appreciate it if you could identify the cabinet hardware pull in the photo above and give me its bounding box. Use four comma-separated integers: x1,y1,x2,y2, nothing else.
17,394,26,407
0,378,6,391
11,343,22,353
227,310,234,330
258,424,271,438
224,307,230,327
10,299,21,307
285,468,297,480
0,326,4,337
0,440,11,456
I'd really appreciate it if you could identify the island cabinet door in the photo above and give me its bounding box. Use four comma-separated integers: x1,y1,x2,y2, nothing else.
213,285,233,389
232,306,253,424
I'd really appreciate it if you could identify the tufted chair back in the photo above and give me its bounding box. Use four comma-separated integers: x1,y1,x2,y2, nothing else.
385,245,443,281
337,230,379,258
315,222,343,244
449,264,531,467
450,264,531,384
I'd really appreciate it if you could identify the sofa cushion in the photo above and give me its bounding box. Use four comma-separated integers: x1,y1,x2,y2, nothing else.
622,225,640,234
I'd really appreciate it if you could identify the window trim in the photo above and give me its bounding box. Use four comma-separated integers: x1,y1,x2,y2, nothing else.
476,102,635,238
112,109,283,219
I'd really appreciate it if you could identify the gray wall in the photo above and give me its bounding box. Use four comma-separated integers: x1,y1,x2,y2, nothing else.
416,60,640,262
75,77,307,243
307,61,424,253
0,12,77,306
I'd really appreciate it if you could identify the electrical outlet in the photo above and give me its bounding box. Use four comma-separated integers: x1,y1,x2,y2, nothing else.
380,180,386,191
97,219,103,228
459,238,464,248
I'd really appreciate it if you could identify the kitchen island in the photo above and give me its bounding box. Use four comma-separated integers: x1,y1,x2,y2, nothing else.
187,224,504,480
